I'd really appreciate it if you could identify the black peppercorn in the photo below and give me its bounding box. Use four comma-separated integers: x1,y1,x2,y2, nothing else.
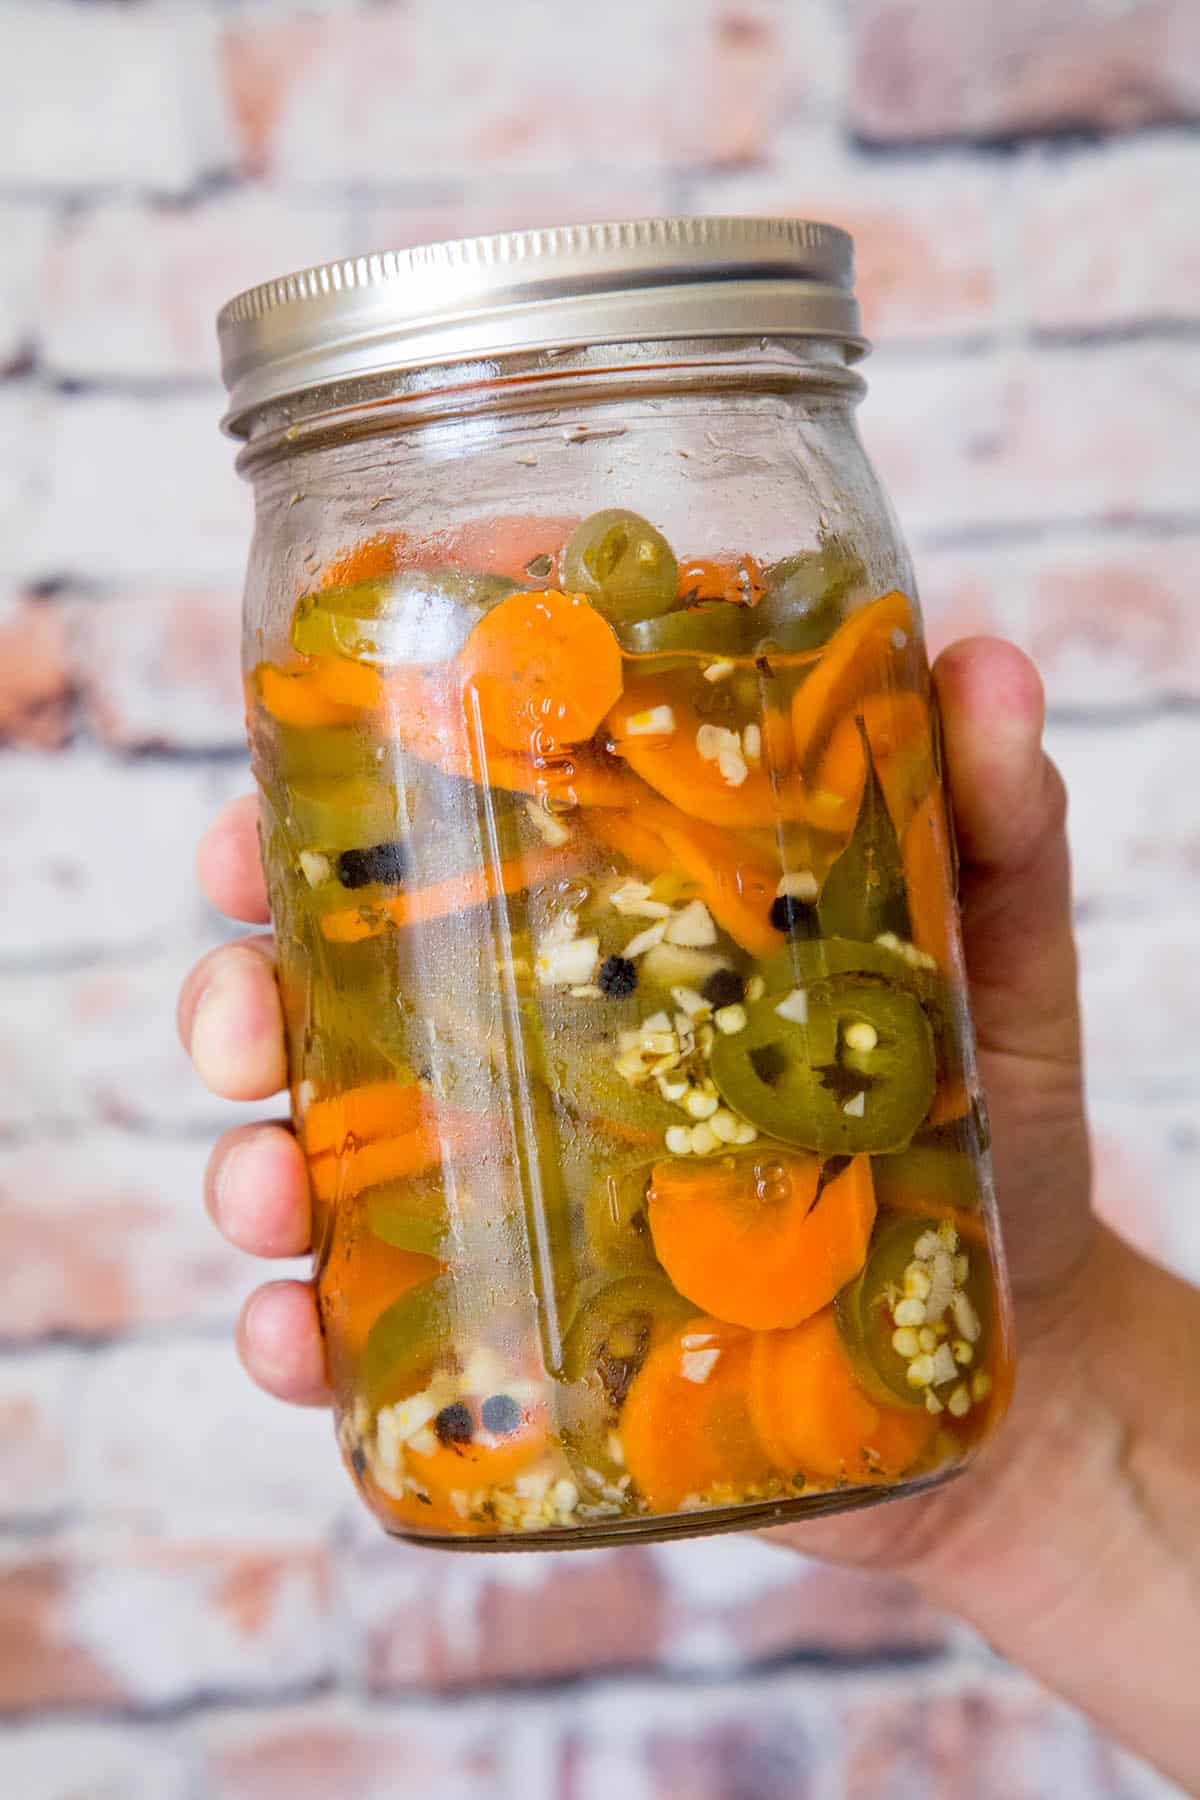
701,967,746,1011
769,894,820,937
434,1402,474,1446
480,1394,523,1436
597,954,638,998
337,841,407,890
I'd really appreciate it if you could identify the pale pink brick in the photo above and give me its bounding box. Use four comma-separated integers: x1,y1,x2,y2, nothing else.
0,384,49,584
359,182,679,262
0,953,266,1137
28,393,250,587
0,1536,330,1713
1088,1099,1200,1277
862,343,1200,539
0,752,248,960
0,1725,190,1800
1077,910,1200,1097
0,204,54,369
916,549,1028,666
223,0,833,185
0,1134,257,1341
0,1353,77,1521
0,4,228,192
76,1340,346,1528
1019,137,1200,330
1025,535,1200,708
849,0,1200,140
0,593,73,748
199,1701,500,1800
693,142,1004,338
67,586,246,751
43,196,348,384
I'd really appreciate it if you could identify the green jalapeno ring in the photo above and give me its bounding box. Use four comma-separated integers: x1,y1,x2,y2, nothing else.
561,508,679,626
556,1272,694,1483
291,569,521,667
710,972,937,1155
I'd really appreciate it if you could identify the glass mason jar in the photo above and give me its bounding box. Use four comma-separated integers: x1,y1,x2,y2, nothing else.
218,218,1014,1549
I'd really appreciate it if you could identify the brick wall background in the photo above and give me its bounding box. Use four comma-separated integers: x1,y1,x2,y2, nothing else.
1,2,1198,1795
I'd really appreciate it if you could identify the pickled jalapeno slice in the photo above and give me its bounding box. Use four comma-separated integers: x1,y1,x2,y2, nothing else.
709,973,936,1153
755,540,866,652
835,1216,990,1416
365,1178,451,1258
559,1273,693,1478
291,569,521,667
561,508,679,626
621,602,750,662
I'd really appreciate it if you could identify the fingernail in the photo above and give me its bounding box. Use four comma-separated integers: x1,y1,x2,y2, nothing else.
213,1138,251,1242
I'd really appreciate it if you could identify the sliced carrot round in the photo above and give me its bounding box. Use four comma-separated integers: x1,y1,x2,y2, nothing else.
607,678,806,829
458,589,624,752
811,690,935,836
320,1241,442,1367
791,591,915,769
749,1308,936,1482
405,1395,548,1504
620,1317,772,1512
254,662,367,729
648,1154,875,1331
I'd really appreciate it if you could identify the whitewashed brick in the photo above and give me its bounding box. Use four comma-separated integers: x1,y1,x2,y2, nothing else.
76,1339,346,1532
43,195,348,382
1077,909,1200,1101
0,384,49,583
67,586,246,751
0,751,249,960
0,1351,78,1520
27,392,250,586
0,1133,262,1341
0,4,227,193
0,950,267,1137
1090,1098,1200,1286
863,343,1200,539
0,204,56,368
0,1725,190,1800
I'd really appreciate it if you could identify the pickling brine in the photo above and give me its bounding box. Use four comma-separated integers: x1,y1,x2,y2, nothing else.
220,219,1015,1547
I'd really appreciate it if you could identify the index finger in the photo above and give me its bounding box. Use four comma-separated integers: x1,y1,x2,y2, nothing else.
197,794,270,923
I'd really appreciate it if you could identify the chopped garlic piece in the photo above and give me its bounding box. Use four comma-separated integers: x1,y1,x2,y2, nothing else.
696,723,740,762
775,871,818,902
717,747,749,787
842,1090,867,1118
627,704,676,736
952,1291,982,1344
299,850,332,888
671,985,710,1019
930,1343,959,1387
665,899,717,947
536,935,600,986
702,660,736,683
742,722,762,765
681,1348,721,1384
925,1389,945,1415
714,1003,748,1035
609,880,672,919
524,798,571,847
906,1354,935,1389
623,920,668,958
644,1010,673,1033
657,1075,689,1103
745,975,766,1003
913,1230,941,1261
775,988,809,1024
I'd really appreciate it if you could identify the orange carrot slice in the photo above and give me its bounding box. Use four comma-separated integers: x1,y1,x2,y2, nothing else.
254,662,366,729
647,1154,875,1331
811,690,935,836
677,556,765,606
307,1090,491,1201
321,531,405,588
304,1081,428,1158
405,1396,549,1504
586,805,780,958
424,514,579,582
903,781,959,972
318,840,579,944
607,679,806,829
321,1242,442,1363
791,591,915,768
457,589,624,753
748,1308,936,1481
620,1317,772,1512
355,1460,486,1538
381,663,635,808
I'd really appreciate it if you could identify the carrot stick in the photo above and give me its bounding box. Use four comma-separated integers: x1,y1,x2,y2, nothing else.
811,690,934,836
620,1317,771,1511
791,591,914,768
318,840,580,944
677,556,765,606
586,806,780,958
321,531,405,588
308,1100,490,1203
902,781,959,972
457,588,624,753
303,1080,427,1158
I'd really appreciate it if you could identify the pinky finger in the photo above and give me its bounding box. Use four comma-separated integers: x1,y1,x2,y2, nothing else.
236,1281,331,1407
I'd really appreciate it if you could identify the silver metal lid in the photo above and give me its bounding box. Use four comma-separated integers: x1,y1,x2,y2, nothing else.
217,216,865,436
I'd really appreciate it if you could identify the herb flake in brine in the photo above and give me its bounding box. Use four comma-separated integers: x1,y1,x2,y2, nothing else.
818,719,912,944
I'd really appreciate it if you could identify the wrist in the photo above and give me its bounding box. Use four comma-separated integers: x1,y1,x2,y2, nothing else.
910,1228,1200,1792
